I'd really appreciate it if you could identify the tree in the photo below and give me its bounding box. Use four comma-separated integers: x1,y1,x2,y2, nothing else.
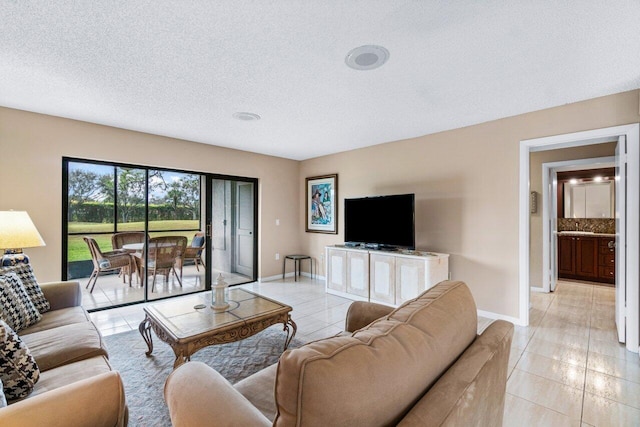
178,175,201,220
161,174,200,220
68,170,105,203
116,169,146,223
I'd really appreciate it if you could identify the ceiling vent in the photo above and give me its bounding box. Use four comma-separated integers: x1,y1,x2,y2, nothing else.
233,112,261,121
345,45,390,70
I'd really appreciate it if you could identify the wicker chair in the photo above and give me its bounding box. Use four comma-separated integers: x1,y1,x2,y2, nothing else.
176,232,206,279
111,231,146,283
133,236,187,292
111,231,146,251
84,237,133,293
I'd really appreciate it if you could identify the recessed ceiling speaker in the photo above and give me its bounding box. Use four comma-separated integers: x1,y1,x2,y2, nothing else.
345,45,390,70
233,112,261,121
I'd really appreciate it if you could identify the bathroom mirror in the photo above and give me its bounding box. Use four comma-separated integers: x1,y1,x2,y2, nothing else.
564,181,614,218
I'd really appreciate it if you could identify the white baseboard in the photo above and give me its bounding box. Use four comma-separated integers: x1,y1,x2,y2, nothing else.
258,272,325,283
477,309,525,327
530,286,546,293
300,271,325,281
258,272,292,282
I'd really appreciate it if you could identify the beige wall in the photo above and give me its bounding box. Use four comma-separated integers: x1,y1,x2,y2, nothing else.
2,90,639,320
0,107,301,282
529,143,616,289
300,90,640,320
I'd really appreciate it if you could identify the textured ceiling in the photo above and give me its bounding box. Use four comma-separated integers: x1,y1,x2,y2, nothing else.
2,2,640,160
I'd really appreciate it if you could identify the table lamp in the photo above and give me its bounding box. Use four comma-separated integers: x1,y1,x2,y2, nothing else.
0,211,46,266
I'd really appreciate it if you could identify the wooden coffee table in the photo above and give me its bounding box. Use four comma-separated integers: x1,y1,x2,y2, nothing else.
138,288,297,368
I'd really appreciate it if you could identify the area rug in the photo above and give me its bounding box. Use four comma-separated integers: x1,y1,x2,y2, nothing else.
104,326,303,427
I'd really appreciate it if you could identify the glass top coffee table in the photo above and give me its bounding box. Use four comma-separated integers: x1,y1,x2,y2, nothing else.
138,288,297,368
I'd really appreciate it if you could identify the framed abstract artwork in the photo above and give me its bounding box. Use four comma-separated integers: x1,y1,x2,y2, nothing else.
305,174,338,233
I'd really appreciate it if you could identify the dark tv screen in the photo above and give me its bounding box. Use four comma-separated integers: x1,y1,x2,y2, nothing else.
344,194,415,249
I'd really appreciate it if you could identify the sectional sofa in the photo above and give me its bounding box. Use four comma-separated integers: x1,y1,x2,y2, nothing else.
0,280,127,426
165,280,514,426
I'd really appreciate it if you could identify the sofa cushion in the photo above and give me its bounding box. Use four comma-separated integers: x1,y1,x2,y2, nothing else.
273,280,478,427
0,264,50,314
20,322,108,372
18,306,90,336
0,273,42,332
235,363,278,421
28,355,112,399
0,320,40,401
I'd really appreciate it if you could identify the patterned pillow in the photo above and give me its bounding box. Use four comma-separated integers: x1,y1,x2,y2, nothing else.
0,264,50,314
0,273,42,332
0,319,40,401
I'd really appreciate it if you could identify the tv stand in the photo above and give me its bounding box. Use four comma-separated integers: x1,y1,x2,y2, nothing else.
325,246,449,306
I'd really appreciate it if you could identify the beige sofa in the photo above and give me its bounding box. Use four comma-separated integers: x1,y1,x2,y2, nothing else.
0,281,128,427
165,280,514,426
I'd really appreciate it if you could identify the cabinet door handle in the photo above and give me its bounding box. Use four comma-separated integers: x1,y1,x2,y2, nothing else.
611,259,615,263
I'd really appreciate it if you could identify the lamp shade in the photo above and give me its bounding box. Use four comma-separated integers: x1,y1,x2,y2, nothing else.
0,211,46,250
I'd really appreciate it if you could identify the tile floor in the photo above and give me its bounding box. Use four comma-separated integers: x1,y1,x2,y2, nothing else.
79,264,248,311
88,277,640,426
504,279,640,426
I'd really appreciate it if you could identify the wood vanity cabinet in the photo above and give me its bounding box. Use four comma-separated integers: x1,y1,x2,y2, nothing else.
598,237,616,284
558,235,576,276
558,235,615,284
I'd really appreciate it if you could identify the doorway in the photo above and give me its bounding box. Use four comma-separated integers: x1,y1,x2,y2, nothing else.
541,157,615,293
519,123,639,354
208,177,257,286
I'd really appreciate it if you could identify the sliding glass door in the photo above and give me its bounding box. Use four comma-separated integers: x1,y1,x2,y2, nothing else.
146,168,206,301
63,158,259,311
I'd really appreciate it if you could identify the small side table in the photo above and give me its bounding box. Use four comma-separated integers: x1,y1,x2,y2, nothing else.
283,255,313,282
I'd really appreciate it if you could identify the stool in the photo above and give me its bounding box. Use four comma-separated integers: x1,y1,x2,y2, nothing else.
282,255,313,282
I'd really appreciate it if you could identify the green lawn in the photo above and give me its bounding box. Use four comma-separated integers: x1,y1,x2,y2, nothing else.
68,220,200,262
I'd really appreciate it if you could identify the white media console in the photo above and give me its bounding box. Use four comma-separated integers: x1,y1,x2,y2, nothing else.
325,245,450,306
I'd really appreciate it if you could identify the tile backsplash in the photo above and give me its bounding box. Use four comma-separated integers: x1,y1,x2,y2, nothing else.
557,218,615,234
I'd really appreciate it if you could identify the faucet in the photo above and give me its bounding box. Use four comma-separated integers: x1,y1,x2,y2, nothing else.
575,222,579,231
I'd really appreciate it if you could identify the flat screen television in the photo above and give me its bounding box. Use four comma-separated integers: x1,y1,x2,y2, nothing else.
344,193,415,250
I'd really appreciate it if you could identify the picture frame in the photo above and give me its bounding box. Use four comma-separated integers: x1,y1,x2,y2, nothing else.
305,174,338,233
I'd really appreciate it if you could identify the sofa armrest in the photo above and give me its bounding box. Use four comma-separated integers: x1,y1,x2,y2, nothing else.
40,281,82,310
165,361,270,427
344,301,395,333
0,371,127,427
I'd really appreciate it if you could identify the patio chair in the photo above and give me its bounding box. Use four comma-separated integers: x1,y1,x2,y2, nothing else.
133,236,187,292
176,232,206,279
84,237,133,293
111,231,146,282
111,231,146,251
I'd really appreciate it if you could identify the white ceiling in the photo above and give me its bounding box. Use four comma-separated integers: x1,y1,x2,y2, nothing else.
2,2,640,160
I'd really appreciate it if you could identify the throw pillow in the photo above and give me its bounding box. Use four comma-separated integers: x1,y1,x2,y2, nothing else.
191,235,205,248
0,264,50,314
0,273,42,332
0,319,40,401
